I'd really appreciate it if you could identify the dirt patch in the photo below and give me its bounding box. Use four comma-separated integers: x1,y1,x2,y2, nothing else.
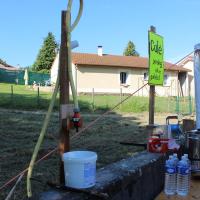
0,109,171,199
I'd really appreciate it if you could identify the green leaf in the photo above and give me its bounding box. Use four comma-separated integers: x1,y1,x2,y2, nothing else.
32,32,58,72
123,41,139,56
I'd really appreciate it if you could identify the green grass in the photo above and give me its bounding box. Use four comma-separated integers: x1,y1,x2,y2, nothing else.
0,109,148,199
0,83,193,114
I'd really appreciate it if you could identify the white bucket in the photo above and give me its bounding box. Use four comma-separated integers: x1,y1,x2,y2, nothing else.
63,151,97,189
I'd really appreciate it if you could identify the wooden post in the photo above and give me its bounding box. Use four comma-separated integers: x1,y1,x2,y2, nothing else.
142,80,144,96
188,96,192,115
59,11,70,184
120,88,122,109
149,26,156,125
11,85,13,96
11,85,13,105
168,95,170,113
92,88,94,111
37,86,40,106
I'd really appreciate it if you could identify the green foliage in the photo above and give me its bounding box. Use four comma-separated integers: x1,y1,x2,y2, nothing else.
0,58,8,66
123,41,139,56
32,32,58,72
35,69,50,74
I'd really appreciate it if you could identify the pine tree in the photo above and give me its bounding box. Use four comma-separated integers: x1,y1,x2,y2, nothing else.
123,41,139,56
32,32,58,72
0,58,8,66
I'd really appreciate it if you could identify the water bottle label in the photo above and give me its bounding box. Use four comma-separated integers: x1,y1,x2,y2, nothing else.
166,166,176,174
178,167,189,175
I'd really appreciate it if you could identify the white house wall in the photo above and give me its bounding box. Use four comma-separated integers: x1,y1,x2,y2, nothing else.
183,60,194,97
51,53,59,84
76,65,178,97
50,55,180,97
50,53,77,93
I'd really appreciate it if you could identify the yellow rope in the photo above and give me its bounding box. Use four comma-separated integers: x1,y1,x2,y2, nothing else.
27,76,59,197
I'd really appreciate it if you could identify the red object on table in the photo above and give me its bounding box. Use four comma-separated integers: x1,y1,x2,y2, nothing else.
148,138,169,153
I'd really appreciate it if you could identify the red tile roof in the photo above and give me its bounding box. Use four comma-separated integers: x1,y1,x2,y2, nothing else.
0,64,18,71
72,53,190,72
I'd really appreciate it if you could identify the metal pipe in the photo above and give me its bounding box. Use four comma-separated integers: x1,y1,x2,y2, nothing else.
194,44,200,129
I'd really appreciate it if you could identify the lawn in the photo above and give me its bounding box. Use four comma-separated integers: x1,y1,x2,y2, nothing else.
0,83,193,199
0,109,152,200
0,83,193,114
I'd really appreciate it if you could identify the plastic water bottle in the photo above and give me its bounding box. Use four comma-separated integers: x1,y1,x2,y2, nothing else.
183,154,191,169
164,155,176,195
177,156,190,196
173,153,179,166
183,154,191,187
173,153,179,189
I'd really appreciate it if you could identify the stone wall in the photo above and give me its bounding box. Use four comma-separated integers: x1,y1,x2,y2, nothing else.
30,151,166,200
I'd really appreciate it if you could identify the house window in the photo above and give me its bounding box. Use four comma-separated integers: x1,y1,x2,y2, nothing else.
164,74,170,86
144,72,148,81
120,72,127,84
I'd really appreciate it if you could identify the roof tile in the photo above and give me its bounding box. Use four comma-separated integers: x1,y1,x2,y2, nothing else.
72,53,190,72
0,64,18,71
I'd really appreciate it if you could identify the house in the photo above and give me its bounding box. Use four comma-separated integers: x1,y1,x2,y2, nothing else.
176,52,194,97
0,63,18,71
51,46,190,97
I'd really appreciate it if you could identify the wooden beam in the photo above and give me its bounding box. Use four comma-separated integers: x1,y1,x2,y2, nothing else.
59,10,70,185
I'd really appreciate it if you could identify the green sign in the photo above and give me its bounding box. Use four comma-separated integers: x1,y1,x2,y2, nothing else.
148,31,164,85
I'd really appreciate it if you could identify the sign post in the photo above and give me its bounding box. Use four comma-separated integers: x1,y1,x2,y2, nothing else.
148,26,164,125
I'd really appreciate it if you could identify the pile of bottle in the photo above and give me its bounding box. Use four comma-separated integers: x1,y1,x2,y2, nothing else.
164,153,190,196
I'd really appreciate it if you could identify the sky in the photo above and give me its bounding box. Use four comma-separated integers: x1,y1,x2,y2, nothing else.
1,0,200,67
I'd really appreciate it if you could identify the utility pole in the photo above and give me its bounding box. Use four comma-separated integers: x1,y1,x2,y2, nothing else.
149,26,156,125
59,10,70,184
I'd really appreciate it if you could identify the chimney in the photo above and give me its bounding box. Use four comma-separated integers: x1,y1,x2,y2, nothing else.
97,46,103,56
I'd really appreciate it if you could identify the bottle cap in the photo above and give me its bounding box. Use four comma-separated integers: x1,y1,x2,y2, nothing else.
181,155,187,160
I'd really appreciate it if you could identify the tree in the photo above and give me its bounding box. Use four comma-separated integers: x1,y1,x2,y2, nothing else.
0,58,8,66
32,32,58,72
123,41,139,56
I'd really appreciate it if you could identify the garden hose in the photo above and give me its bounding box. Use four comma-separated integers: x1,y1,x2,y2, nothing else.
67,0,83,110
27,0,83,197
71,0,83,32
